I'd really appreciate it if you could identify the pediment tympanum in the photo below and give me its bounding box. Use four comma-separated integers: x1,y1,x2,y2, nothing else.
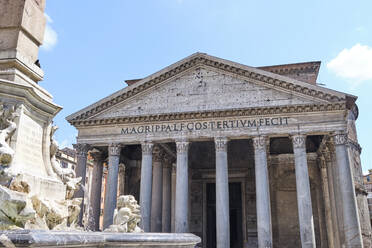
93,67,321,119
66,53,355,126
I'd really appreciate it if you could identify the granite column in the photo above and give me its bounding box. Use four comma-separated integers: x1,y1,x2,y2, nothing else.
140,142,154,232
253,136,273,248
333,132,363,247
215,137,230,248
88,150,105,231
162,155,172,233
151,145,163,232
291,134,316,248
73,143,90,226
175,139,189,233
103,143,121,230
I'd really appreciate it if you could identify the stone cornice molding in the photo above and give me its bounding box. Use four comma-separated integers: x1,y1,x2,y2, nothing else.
176,139,189,154
252,136,267,151
141,141,154,155
215,137,229,152
70,102,346,127
108,143,122,156
66,53,352,125
291,134,306,149
73,143,91,157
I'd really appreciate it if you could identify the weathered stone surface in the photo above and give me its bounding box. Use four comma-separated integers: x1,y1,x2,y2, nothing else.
0,230,201,248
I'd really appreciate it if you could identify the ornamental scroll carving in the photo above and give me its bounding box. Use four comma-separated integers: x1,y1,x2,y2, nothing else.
141,142,154,155
291,134,306,149
253,136,267,151
215,137,228,152
73,143,91,157
109,143,122,156
152,145,164,163
176,139,189,154
333,132,348,145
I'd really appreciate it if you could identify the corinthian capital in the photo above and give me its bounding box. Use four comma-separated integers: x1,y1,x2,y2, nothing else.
152,145,164,162
108,143,122,156
176,139,189,154
141,141,154,155
333,131,348,145
252,136,267,151
291,134,306,149
215,137,229,152
73,143,91,156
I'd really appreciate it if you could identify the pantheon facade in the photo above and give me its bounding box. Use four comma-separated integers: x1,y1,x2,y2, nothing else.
66,53,371,248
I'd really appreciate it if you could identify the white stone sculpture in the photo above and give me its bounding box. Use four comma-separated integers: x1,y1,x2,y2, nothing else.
0,103,18,182
104,195,143,233
50,126,82,199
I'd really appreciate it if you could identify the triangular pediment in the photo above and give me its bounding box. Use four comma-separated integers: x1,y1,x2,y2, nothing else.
66,53,355,125
92,67,326,119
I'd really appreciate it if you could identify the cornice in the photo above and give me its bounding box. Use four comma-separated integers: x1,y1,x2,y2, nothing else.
66,53,350,125
70,102,346,127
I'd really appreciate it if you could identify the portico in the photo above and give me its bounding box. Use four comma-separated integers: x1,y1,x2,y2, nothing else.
67,53,370,247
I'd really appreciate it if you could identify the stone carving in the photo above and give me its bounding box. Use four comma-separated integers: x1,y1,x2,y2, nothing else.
253,136,266,151
215,137,228,152
50,126,82,199
152,145,164,163
291,134,306,149
104,195,143,233
141,142,154,155
69,54,344,123
0,103,18,168
176,139,189,154
333,131,348,145
109,143,122,156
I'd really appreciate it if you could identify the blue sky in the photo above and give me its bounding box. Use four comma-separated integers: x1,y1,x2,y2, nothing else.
39,0,372,173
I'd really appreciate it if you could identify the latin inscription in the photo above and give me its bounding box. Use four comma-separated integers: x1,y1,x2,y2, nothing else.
121,117,289,135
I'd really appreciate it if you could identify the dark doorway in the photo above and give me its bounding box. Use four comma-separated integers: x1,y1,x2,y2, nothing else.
206,182,243,248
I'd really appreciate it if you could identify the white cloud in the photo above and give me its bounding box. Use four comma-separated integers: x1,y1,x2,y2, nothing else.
327,44,372,84
41,13,58,51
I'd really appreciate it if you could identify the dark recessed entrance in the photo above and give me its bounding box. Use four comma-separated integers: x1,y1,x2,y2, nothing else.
206,182,243,248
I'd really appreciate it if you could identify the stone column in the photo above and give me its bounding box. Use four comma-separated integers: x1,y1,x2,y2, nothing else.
215,137,230,248
73,143,91,226
151,145,163,232
171,163,177,233
324,148,341,248
88,150,105,231
318,156,334,248
175,139,189,233
333,132,363,247
140,141,154,232
162,155,172,233
103,143,122,230
291,134,316,248
253,136,273,248
118,163,126,196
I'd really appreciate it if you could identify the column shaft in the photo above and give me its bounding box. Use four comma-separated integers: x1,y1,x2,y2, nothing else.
103,144,121,230
215,137,230,248
171,163,176,233
73,143,90,226
151,146,163,232
292,134,316,248
253,136,273,248
88,151,104,231
333,132,363,247
162,157,172,233
318,156,335,248
325,150,341,247
140,142,154,232
175,139,189,233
